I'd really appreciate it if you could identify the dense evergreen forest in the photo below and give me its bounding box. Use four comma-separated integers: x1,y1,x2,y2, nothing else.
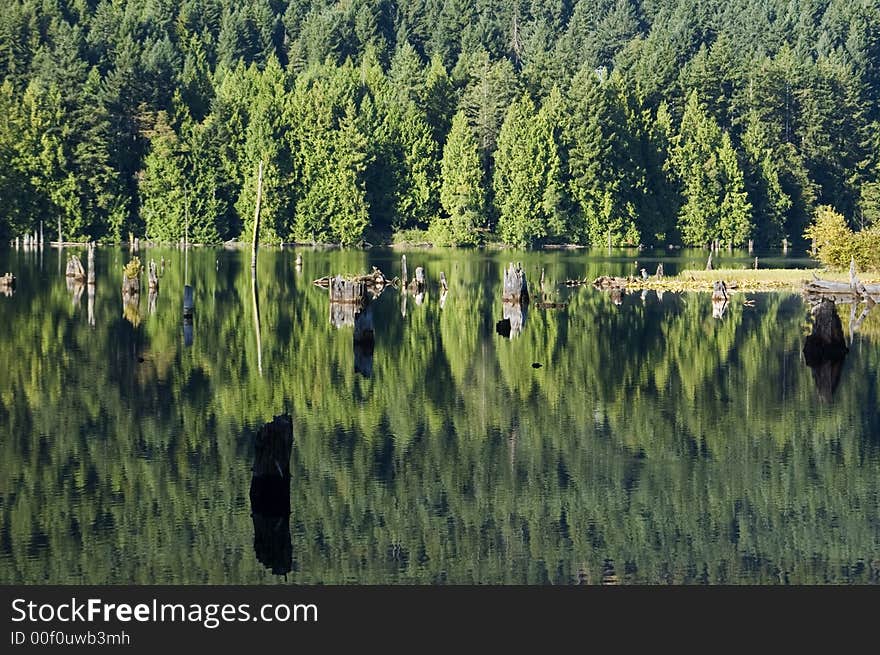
1,0,879,247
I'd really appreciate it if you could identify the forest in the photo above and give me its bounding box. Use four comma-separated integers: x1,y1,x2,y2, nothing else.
1,0,879,248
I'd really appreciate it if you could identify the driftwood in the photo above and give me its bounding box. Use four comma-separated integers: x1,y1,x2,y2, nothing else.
802,299,848,402
802,258,880,304
315,268,394,298
66,254,85,281
502,263,529,304
250,414,293,575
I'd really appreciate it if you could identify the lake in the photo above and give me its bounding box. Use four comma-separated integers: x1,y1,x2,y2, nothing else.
1,246,878,584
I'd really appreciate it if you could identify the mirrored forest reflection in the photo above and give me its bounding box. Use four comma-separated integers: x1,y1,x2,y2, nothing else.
0,247,879,584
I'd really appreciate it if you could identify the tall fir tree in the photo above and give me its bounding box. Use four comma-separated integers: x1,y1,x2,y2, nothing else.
435,110,484,245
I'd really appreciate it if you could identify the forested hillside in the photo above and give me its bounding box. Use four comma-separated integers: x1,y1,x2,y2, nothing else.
1,0,878,247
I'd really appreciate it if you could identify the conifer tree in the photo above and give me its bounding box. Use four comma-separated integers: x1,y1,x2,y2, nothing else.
435,111,484,245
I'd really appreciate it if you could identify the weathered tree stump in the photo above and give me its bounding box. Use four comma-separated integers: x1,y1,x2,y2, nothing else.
148,259,159,291
802,299,848,402
121,257,141,326
330,275,367,306
408,266,426,296
66,254,85,281
250,414,293,576
502,263,529,304
87,243,95,285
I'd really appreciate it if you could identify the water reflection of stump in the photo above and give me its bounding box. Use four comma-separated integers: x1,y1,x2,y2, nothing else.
354,303,374,377
66,276,85,306
250,414,293,576
497,263,529,338
121,275,140,326
802,299,848,402
496,301,528,339
329,276,375,377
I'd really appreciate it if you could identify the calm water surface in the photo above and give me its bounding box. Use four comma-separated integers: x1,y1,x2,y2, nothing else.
1,246,878,584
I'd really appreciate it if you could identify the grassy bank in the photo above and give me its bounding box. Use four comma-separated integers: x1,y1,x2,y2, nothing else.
617,268,880,293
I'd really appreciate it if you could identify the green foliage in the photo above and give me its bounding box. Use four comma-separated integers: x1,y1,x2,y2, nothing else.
672,91,753,246
0,0,878,249
435,111,484,245
805,205,880,271
493,94,566,246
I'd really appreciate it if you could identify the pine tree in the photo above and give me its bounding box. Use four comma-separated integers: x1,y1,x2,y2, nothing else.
565,68,640,245
435,110,484,245
671,90,723,245
493,94,565,246
717,132,753,246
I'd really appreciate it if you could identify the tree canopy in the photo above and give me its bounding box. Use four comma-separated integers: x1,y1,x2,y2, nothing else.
0,0,878,247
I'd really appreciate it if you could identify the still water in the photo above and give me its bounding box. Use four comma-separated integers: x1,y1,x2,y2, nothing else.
0,246,878,584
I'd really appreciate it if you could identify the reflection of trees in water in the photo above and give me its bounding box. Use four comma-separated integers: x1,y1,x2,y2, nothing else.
2,249,880,584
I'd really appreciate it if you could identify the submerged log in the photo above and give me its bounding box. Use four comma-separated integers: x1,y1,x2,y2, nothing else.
250,414,293,576
502,263,529,304
802,299,848,402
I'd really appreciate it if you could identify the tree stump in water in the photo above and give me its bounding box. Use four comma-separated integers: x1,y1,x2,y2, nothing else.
502,263,529,304
121,257,141,326
802,299,848,402
250,414,293,576
148,259,159,291
711,280,728,319
87,243,95,285
66,254,85,281
407,266,426,304
330,275,367,306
